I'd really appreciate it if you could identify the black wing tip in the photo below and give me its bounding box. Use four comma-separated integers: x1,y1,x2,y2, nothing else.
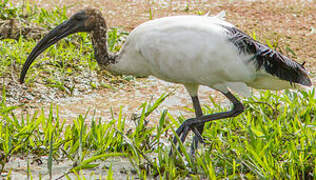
221,25,313,87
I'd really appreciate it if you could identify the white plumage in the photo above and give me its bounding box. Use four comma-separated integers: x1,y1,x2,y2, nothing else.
108,14,291,97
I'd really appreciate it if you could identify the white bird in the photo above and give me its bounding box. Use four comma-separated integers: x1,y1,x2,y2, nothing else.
20,8,312,155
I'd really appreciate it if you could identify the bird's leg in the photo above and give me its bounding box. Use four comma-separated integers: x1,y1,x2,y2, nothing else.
169,96,203,155
172,91,244,151
190,91,244,127
190,96,204,155
173,96,204,149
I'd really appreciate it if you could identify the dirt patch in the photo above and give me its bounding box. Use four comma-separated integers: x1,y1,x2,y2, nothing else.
11,76,226,128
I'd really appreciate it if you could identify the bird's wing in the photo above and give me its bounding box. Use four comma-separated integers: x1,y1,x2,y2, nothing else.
221,25,311,86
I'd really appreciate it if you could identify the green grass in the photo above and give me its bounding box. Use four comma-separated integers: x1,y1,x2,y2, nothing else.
0,85,315,179
0,1,315,179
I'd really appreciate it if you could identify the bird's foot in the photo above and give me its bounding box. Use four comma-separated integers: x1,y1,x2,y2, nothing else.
190,133,210,157
169,118,205,155
191,127,207,144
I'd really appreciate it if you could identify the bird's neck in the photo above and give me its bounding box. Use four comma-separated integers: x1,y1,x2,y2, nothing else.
91,17,116,68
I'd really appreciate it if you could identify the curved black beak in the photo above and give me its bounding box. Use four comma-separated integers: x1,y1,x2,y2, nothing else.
19,18,84,83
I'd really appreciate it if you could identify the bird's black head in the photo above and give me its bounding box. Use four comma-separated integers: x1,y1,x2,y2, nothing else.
19,8,104,83
68,8,105,32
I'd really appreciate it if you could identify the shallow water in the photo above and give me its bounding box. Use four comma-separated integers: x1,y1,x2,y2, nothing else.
14,76,226,128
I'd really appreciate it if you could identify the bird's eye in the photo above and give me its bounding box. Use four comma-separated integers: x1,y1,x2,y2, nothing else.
73,11,86,21
74,15,83,21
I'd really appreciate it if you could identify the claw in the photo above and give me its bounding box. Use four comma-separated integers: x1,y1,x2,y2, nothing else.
172,123,184,146
191,127,205,143
190,136,199,156
180,126,190,143
176,126,190,154
170,118,195,155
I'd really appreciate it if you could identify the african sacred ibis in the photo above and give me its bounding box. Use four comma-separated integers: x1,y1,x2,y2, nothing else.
20,8,312,155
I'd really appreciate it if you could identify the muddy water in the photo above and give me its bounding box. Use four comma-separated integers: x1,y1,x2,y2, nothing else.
16,77,226,127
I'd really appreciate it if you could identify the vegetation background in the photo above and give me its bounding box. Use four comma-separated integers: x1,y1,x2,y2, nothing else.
0,0,315,179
